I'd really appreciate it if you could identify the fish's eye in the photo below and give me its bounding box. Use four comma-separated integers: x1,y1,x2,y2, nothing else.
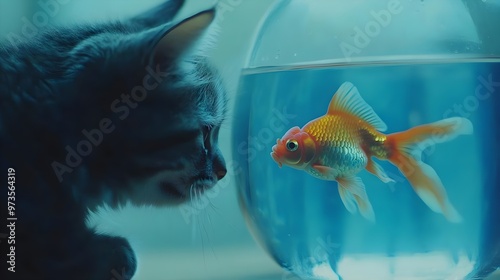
286,139,299,152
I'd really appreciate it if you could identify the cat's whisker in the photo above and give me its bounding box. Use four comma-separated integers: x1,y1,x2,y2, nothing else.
201,185,214,227
199,204,216,261
190,183,198,210
195,187,201,208
204,209,216,254
197,187,218,259
208,200,221,214
202,184,225,220
189,184,193,204
206,203,220,224
193,201,208,270
208,197,238,231
205,210,212,224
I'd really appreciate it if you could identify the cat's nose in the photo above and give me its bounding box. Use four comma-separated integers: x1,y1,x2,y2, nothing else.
216,168,226,180
212,149,227,180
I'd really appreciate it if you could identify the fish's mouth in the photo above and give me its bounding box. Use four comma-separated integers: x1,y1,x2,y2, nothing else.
271,144,282,168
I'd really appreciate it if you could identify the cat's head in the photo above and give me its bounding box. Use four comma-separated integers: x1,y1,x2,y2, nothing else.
42,1,228,207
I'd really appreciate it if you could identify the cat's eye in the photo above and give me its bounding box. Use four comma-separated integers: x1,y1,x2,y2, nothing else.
202,125,212,150
133,130,200,154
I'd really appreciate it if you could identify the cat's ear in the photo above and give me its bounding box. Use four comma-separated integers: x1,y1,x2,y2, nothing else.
131,0,185,29
154,9,215,61
142,9,216,64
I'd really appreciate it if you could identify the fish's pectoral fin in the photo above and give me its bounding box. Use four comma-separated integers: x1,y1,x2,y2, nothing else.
366,158,395,183
337,185,357,214
327,82,387,132
313,164,335,176
337,176,376,222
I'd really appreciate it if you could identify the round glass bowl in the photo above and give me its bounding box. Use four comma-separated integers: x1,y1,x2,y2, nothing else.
233,1,500,279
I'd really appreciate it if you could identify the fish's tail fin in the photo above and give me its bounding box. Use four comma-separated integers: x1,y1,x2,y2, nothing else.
386,117,473,222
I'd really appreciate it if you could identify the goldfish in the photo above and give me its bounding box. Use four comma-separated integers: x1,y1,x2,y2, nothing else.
270,82,473,222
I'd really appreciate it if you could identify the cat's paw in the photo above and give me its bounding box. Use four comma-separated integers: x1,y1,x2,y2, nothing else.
92,235,137,280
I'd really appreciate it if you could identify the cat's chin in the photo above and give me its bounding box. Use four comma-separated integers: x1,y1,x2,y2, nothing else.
123,171,218,207
159,175,217,205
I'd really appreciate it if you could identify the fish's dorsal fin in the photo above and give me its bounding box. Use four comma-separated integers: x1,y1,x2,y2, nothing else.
327,82,388,132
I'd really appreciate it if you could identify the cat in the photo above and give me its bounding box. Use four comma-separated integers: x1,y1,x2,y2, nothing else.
0,0,227,279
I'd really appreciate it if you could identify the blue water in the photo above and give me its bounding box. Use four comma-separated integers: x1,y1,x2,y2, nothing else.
233,59,500,280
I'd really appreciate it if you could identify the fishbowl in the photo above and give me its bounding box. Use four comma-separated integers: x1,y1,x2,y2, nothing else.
232,0,500,279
